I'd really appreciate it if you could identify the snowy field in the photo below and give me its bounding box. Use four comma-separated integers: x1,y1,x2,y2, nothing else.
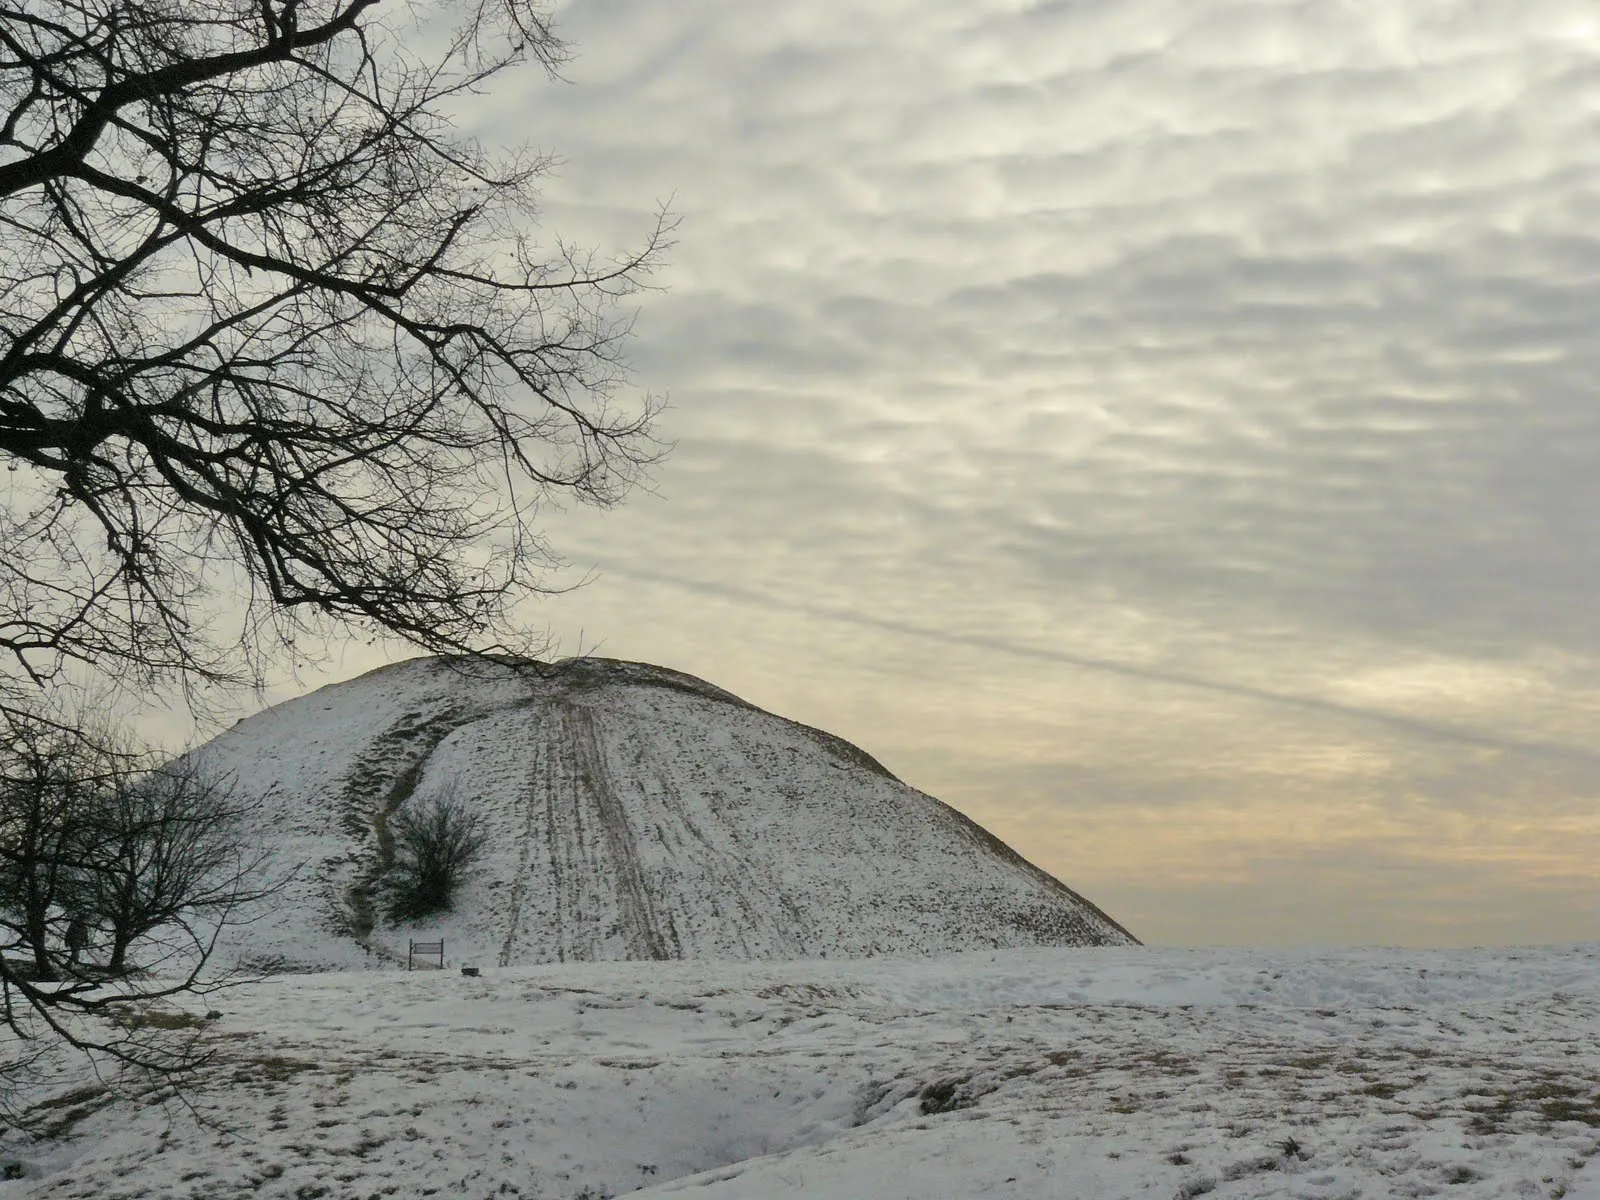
3,945,1599,1199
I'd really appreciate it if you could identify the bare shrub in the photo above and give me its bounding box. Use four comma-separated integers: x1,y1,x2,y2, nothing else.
385,787,487,921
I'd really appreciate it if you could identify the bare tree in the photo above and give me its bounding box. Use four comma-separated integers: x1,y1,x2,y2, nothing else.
0,704,282,1107
0,713,104,982
0,0,671,709
77,756,273,975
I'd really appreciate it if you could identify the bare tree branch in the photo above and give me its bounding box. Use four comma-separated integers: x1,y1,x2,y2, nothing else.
0,0,673,699
0,0,669,1118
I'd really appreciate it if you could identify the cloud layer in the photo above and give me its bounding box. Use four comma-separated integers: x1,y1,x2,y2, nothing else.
284,0,1600,945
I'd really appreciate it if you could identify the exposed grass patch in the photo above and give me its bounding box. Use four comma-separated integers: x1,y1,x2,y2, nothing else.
920,1077,985,1115
1283,1053,1335,1071
230,1054,320,1085
1223,1155,1281,1180
31,1084,109,1113
1465,1076,1600,1133
28,1083,116,1141
113,1008,209,1032
1138,1048,1201,1077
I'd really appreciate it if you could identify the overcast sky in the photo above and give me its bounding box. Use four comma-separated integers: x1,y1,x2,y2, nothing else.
272,0,1600,947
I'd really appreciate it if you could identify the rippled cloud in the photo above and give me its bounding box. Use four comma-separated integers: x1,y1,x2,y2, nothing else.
335,0,1600,944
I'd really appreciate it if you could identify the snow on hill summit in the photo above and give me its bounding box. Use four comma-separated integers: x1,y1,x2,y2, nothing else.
199,655,1136,970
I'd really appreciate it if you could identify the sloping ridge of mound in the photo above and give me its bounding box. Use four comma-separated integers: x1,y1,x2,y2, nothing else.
201,655,1137,970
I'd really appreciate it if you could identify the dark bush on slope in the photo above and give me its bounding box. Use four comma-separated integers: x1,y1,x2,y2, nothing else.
385,789,488,921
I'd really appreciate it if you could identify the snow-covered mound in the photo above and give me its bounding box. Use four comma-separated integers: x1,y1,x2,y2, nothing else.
198,655,1135,969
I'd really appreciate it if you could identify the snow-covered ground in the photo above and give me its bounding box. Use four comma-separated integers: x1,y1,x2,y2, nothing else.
3,944,1598,1198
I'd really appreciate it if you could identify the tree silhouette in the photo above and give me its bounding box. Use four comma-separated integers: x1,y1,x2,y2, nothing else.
0,0,666,1111
0,0,670,710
